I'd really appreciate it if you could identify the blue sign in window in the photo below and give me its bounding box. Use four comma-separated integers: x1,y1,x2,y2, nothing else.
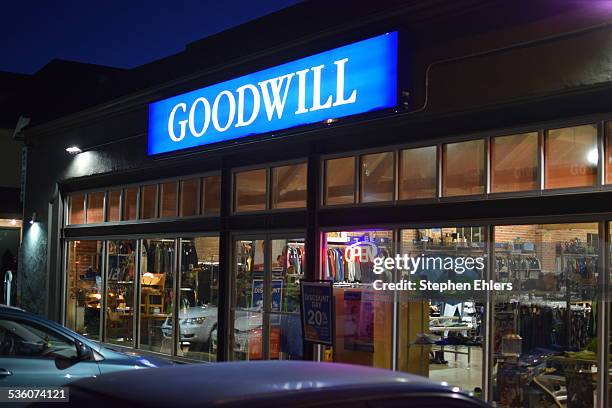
148,32,398,155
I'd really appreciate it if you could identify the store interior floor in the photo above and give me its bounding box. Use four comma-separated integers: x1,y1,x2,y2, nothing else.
428,346,482,393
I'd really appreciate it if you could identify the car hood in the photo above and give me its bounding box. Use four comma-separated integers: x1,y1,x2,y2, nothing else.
96,345,173,368
177,306,218,319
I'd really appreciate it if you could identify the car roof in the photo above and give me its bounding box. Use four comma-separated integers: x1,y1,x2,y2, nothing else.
0,305,26,313
70,361,481,407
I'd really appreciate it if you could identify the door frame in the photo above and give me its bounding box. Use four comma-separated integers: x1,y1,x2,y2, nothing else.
229,230,306,361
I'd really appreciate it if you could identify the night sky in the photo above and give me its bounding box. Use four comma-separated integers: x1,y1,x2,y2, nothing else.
1,0,302,74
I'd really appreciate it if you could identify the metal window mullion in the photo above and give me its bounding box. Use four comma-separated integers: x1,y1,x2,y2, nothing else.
100,241,108,343
483,224,494,403
173,239,181,358
437,143,443,198
135,240,142,349
596,220,609,408
485,137,491,194
391,228,399,371
263,238,271,359
60,240,69,325
540,130,546,190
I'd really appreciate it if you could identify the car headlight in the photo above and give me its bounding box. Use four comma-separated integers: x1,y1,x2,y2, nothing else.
183,317,205,325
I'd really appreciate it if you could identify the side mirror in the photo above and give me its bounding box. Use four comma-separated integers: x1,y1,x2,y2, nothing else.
75,340,92,361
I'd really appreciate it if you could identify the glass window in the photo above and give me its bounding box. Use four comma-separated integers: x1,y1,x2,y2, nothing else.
270,237,305,360
0,319,77,359
399,146,436,200
105,240,136,347
180,179,200,217
361,152,394,203
86,191,105,224
322,230,394,369
606,121,612,184
203,176,221,215
65,240,103,340
398,227,486,395
491,132,538,192
272,163,307,209
160,182,178,218
106,189,121,222
232,239,265,360
140,238,175,354
68,194,85,224
443,139,485,196
324,156,355,205
234,170,266,212
140,184,158,219
493,222,599,407
122,187,138,221
545,124,598,189
178,236,219,361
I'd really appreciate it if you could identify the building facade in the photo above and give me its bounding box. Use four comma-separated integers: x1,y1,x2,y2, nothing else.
19,1,612,406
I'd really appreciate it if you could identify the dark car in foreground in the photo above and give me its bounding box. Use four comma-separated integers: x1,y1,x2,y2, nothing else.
61,361,490,408
0,306,170,387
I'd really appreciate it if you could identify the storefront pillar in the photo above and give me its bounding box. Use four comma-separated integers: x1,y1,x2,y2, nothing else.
216,165,232,361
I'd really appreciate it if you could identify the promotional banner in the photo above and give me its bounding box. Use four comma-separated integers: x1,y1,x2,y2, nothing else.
300,281,334,345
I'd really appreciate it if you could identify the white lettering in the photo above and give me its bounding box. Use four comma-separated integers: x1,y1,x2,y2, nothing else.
168,103,188,142
294,68,309,115
235,84,260,128
309,64,333,111
258,73,295,121
212,90,236,132
332,58,357,106
188,97,211,137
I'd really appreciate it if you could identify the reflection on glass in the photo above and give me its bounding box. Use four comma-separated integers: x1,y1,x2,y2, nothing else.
545,124,597,189
176,236,219,362
234,170,266,212
399,146,437,200
105,240,136,347
86,192,104,224
398,227,485,395
361,152,394,203
65,240,102,340
493,223,599,407
140,185,158,219
272,164,307,209
203,176,221,214
270,238,305,360
232,239,265,360
325,156,355,205
140,238,175,354
443,140,485,196
180,179,199,217
160,182,177,218
323,230,394,369
491,132,538,192
122,187,138,221
106,189,121,222
69,194,85,224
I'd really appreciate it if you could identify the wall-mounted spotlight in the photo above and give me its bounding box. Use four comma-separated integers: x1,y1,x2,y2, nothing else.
10,219,16,226
29,212,37,225
65,146,82,155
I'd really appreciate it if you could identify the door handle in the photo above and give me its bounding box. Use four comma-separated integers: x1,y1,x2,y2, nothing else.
0,369,12,376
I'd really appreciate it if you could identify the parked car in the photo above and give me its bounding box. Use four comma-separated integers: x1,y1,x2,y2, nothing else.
210,310,262,358
0,305,170,386
161,305,218,349
65,361,490,407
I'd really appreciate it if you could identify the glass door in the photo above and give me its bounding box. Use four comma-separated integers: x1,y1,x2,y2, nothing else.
232,237,266,360
231,234,305,361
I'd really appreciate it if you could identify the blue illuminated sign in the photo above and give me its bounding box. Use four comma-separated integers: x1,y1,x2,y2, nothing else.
147,32,398,155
